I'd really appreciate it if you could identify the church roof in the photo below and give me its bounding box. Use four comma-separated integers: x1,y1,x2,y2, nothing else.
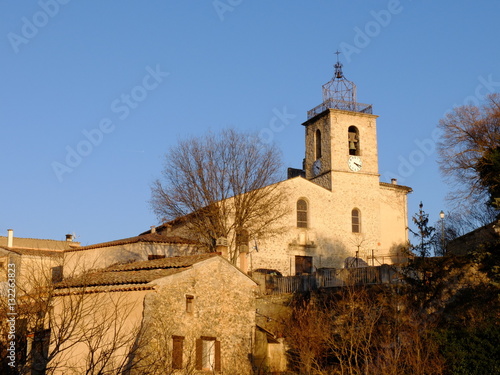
64,233,201,253
379,181,413,193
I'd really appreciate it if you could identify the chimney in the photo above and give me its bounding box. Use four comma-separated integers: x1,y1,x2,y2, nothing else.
151,226,156,234
215,237,228,258
7,229,13,248
391,178,398,185
239,252,249,274
65,234,73,242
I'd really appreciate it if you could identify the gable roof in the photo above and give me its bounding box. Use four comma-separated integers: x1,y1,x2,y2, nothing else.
64,233,201,253
141,176,331,235
55,253,218,292
379,181,413,193
0,246,63,258
0,236,79,251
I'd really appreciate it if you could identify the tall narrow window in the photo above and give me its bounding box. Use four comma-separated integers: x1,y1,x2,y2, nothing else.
352,208,361,233
185,295,194,313
172,336,184,369
348,126,360,156
297,199,308,228
315,129,322,159
196,337,221,372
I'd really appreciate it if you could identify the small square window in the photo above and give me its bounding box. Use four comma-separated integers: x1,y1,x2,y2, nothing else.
148,254,166,260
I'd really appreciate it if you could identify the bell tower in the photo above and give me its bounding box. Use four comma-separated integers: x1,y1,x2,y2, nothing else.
303,53,379,191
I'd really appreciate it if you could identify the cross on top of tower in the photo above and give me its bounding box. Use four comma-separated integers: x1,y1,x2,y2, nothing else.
334,50,344,79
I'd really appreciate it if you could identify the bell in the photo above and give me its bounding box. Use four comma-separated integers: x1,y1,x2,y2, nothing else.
349,141,356,150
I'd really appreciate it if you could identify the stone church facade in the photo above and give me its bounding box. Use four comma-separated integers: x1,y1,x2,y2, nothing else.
147,60,412,277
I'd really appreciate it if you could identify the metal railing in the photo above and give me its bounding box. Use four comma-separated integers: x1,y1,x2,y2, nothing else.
256,265,401,295
307,98,373,119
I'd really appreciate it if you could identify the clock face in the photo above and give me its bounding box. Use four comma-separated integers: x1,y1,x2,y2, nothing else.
348,156,362,172
312,159,322,176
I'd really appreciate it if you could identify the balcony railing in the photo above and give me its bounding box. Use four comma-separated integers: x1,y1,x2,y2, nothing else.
307,98,373,119
254,265,402,295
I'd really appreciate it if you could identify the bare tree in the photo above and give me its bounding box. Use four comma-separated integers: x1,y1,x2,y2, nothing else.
285,287,445,375
150,128,289,263
45,287,144,375
0,257,145,375
284,296,330,374
444,206,497,240
437,93,500,208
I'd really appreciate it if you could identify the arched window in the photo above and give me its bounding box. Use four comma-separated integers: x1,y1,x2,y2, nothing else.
351,208,361,233
348,126,360,156
297,199,308,228
315,129,322,159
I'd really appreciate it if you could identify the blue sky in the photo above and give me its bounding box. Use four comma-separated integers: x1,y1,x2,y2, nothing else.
1,1,499,245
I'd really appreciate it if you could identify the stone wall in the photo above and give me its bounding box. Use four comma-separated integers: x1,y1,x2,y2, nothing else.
139,256,257,374
50,289,148,374
247,176,409,276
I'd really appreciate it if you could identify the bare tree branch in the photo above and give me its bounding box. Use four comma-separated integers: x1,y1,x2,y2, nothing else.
150,128,289,262
437,93,500,208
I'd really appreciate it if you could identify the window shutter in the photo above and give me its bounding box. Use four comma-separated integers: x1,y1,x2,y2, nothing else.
352,208,361,233
297,199,308,228
172,336,183,369
214,340,221,372
195,338,203,370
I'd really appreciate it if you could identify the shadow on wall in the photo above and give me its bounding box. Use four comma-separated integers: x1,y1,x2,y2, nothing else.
313,235,357,270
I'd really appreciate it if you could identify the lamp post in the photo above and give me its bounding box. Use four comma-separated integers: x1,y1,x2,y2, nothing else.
439,210,445,254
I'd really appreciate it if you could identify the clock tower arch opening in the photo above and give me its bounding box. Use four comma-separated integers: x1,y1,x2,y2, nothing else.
348,126,360,156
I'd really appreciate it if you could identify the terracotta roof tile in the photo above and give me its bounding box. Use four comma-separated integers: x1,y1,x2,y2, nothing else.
57,268,186,288
107,253,217,271
53,284,156,295
56,253,218,289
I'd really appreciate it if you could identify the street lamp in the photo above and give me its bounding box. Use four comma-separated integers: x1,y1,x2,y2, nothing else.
439,210,445,254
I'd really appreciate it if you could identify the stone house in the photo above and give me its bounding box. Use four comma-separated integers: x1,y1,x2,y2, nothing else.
141,62,412,277
48,253,257,374
0,229,80,295
0,230,80,374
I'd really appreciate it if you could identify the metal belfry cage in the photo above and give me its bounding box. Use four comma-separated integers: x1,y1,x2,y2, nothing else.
307,51,372,119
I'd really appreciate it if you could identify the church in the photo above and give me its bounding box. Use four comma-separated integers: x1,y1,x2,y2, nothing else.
145,58,412,277
5,61,413,373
